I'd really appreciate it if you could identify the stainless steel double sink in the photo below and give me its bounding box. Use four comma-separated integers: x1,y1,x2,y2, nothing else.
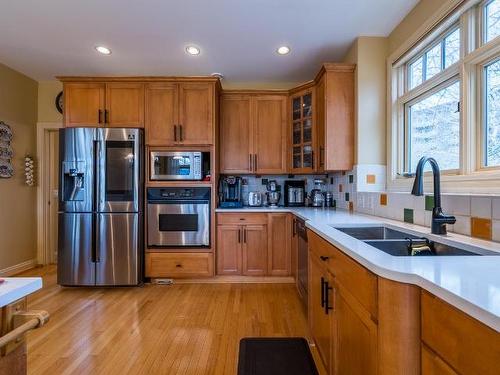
332,226,499,257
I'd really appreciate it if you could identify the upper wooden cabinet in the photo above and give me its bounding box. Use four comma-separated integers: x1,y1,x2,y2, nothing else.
178,83,214,145
220,95,252,173
105,83,144,127
64,83,105,126
145,83,179,146
220,92,287,174
145,82,215,145
60,77,218,145
289,63,355,173
63,81,144,128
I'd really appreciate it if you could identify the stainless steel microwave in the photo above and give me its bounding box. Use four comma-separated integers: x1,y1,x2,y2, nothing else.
150,151,202,181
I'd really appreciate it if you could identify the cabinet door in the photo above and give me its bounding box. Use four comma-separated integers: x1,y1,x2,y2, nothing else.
242,225,267,276
105,83,145,127
290,90,315,173
422,346,459,375
64,83,105,127
145,83,178,145
268,213,291,276
178,83,213,145
216,225,242,275
335,285,378,375
220,96,252,173
309,255,332,371
252,96,287,174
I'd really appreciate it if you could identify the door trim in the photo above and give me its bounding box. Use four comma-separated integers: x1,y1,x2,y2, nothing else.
36,122,63,265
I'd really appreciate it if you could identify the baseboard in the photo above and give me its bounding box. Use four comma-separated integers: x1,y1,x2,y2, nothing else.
0,259,38,277
173,276,296,284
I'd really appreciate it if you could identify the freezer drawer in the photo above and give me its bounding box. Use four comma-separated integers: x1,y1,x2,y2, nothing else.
57,213,95,286
96,213,140,285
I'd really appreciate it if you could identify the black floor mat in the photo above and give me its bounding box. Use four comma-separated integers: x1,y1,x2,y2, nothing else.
237,337,319,375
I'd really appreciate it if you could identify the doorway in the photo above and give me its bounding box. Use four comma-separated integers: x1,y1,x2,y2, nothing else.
37,123,62,265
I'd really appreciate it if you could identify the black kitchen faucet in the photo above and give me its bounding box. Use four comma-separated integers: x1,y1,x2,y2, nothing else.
411,157,456,235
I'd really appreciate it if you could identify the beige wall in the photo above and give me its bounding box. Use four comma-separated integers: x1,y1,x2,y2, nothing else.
344,37,388,166
38,81,63,123
388,0,446,56
0,62,38,272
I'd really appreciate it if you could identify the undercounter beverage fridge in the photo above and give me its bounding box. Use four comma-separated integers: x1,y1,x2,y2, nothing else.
57,128,143,286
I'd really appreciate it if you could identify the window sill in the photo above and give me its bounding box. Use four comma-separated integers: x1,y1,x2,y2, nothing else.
388,170,500,195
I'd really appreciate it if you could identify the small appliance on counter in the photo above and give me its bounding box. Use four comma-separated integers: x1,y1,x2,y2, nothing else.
266,180,281,207
284,180,305,207
310,179,326,207
219,176,243,208
248,191,263,207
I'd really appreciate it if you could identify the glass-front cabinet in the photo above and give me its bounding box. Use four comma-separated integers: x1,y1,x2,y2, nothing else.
291,88,316,173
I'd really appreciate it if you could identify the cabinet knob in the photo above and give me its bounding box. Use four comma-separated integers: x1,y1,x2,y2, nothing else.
175,264,182,268
320,256,330,261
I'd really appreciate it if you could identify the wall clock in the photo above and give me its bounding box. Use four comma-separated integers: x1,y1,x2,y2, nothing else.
55,91,63,114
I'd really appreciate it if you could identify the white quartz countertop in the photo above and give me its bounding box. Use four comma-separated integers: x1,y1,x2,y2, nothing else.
0,277,42,308
216,207,500,332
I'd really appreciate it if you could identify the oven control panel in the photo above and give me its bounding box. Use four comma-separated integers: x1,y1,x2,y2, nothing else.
147,187,211,202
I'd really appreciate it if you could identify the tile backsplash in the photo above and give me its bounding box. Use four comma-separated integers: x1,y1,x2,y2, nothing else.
224,166,500,243
334,170,500,243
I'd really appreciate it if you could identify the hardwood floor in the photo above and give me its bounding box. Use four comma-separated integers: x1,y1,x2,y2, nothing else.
19,265,323,375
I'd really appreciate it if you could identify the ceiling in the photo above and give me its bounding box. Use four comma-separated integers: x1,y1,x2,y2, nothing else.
0,0,418,88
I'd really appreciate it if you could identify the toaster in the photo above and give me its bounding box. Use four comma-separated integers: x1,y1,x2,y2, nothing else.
248,192,263,207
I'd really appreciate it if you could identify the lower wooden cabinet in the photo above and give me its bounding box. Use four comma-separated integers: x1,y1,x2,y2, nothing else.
145,252,213,278
421,345,458,375
216,213,291,276
334,284,377,375
242,224,268,276
308,255,333,371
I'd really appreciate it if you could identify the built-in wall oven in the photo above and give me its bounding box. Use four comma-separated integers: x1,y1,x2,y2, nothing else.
150,151,202,181
147,187,210,248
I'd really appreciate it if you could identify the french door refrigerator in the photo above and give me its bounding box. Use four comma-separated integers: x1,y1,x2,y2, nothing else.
57,127,143,286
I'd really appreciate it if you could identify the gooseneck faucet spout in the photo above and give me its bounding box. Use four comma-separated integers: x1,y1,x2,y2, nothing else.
411,157,456,235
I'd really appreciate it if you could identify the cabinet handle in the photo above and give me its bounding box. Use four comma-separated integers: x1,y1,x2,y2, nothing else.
320,146,325,167
292,219,297,236
174,125,178,142
243,228,247,243
175,264,182,268
254,154,258,172
311,150,315,170
249,154,252,171
238,228,241,243
324,281,333,314
320,256,330,261
98,110,103,124
179,125,183,142
321,277,326,308
104,109,109,124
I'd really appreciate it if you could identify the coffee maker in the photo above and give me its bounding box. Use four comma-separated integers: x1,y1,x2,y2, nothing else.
284,180,305,207
218,176,243,208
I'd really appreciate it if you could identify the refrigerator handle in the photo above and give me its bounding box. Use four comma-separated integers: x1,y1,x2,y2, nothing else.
95,214,100,263
94,139,104,209
91,213,97,263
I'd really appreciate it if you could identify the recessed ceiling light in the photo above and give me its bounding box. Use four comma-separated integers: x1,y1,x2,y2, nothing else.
186,45,201,56
95,45,112,55
276,46,291,55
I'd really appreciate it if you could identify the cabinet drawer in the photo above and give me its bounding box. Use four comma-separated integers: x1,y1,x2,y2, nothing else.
308,230,378,319
421,291,500,375
217,213,268,225
146,252,213,278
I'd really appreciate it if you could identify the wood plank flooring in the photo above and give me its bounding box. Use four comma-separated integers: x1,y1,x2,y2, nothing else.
19,266,323,375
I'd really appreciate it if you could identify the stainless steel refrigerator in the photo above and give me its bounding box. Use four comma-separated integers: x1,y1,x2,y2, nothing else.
57,127,143,286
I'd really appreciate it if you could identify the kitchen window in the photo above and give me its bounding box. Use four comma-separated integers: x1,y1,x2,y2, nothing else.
405,80,461,173
389,0,500,193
